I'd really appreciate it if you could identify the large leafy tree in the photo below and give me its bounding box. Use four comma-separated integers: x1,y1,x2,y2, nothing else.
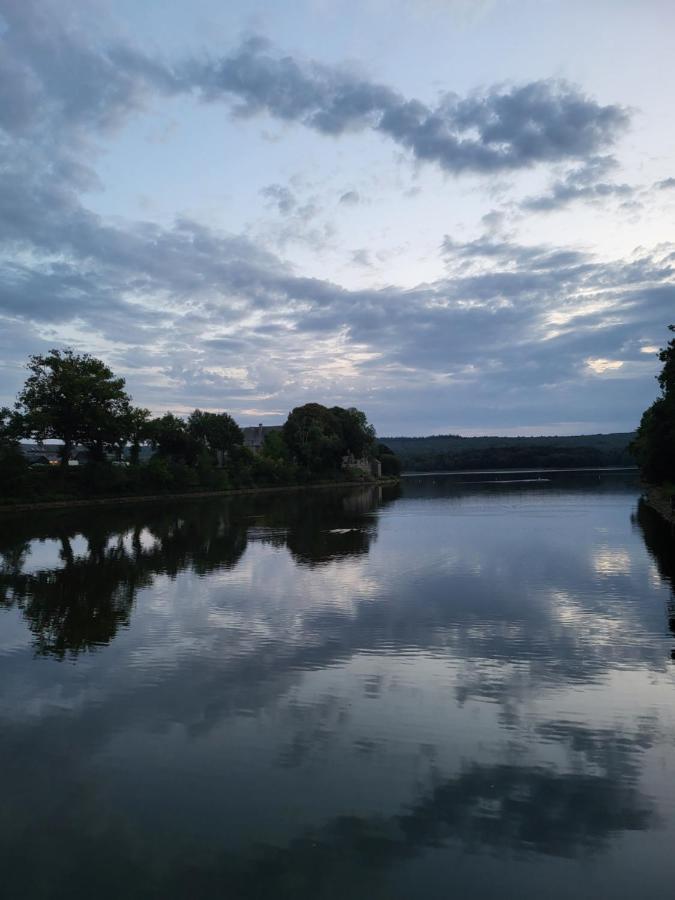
631,325,675,483
147,413,200,465
283,403,377,474
331,406,376,459
187,410,243,464
283,403,343,472
15,349,133,464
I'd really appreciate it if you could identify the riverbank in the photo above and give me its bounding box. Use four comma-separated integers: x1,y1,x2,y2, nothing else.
644,485,675,526
0,477,400,515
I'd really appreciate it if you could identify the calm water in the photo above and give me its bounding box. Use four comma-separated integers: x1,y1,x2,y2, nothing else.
2,471,675,899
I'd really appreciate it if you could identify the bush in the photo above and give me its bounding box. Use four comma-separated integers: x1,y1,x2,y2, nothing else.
0,446,30,498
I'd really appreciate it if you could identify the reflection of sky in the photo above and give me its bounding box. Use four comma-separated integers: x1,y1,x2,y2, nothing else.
2,474,675,897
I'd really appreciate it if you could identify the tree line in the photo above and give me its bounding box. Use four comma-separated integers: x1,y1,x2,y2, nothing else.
395,442,635,472
631,325,675,485
0,349,400,501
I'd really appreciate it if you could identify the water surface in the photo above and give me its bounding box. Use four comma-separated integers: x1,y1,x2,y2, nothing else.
2,471,675,899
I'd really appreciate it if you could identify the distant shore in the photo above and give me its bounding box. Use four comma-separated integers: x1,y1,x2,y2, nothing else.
401,465,639,477
0,477,400,516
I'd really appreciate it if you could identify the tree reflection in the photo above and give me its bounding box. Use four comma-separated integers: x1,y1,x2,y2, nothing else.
3,752,655,900
634,499,675,635
251,484,397,566
0,485,398,658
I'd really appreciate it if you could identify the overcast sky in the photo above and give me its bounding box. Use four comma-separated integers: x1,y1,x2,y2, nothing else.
1,0,674,436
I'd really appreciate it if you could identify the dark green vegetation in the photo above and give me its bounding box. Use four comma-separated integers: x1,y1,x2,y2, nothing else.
631,325,675,487
382,431,636,472
0,350,398,504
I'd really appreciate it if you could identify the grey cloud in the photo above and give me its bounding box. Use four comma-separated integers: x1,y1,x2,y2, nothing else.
196,39,628,174
0,3,631,225
1,153,671,428
522,156,635,212
351,249,372,267
339,190,360,205
480,209,506,233
0,2,667,432
654,177,675,190
261,183,297,214
0,0,182,140
441,233,588,271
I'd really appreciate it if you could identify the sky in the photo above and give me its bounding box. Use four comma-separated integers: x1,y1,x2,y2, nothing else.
1,0,674,436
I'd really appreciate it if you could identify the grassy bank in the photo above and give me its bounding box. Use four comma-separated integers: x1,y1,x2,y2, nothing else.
0,475,400,515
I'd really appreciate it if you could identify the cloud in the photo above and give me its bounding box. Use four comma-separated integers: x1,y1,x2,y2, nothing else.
0,0,614,181
261,183,297,215
4,206,672,432
0,0,183,139
192,38,629,175
0,0,667,433
521,156,635,212
587,358,624,375
351,249,372,267
654,177,675,191
339,190,360,205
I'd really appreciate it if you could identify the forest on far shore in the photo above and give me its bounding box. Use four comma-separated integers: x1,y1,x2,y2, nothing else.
381,432,636,472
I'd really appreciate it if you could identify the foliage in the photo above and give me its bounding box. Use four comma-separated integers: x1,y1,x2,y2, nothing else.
0,407,27,494
283,403,343,473
260,429,289,462
331,406,376,458
120,406,151,464
2,351,399,504
188,409,243,463
15,349,137,464
377,442,402,477
283,403,378,475
631,326,675,484
1,406,23,447
147,413,200,465
384,432,635,472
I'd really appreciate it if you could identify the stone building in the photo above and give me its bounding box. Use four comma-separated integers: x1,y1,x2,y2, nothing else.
241,423,283,454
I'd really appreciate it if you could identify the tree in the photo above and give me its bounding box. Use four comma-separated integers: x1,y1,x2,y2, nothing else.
631,326,675,484
124,406,151,464
147,413,200,465
283,403,343,473
0,407,27,493
260,429,289,462
331,406,376,459
283,403,377,475
376,441,402,477
187,410,243,465
15,349,133,465
0,406,21,449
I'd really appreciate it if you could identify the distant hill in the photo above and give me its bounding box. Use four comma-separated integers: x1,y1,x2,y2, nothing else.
380,432,636,472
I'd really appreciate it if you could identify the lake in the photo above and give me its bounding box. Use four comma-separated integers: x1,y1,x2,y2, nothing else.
2,471,675,899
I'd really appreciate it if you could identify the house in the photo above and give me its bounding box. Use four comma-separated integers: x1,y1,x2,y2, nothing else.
20,443,61,466
241,423,283,454
342,453,382,479
19,443,93,466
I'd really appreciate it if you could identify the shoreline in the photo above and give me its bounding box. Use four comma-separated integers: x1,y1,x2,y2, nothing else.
0,477,401,516
401,465,638,477
644,486,675,527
